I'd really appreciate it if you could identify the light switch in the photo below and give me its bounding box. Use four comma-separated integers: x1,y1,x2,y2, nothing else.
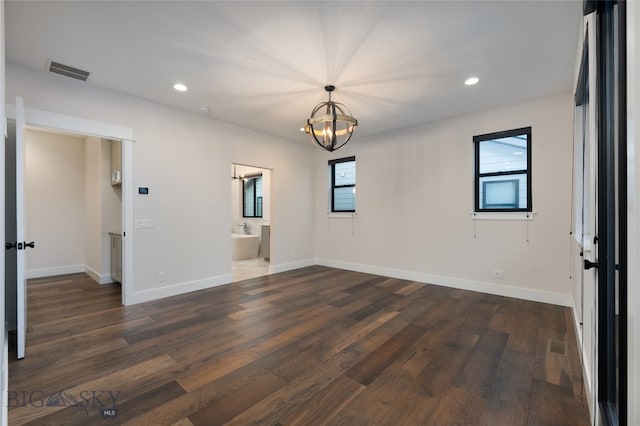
136,218,154,229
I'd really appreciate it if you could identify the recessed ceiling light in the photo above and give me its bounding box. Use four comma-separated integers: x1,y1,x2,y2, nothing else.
173,83,188,92
200,106,209,113
465,77,479,86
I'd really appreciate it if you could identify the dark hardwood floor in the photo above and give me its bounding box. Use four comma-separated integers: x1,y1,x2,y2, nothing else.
9,266,590,425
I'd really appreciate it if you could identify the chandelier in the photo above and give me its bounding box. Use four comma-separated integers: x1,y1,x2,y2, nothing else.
304,85,358,152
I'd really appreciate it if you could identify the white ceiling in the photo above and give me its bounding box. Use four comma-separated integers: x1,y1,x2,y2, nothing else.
5,1,582,143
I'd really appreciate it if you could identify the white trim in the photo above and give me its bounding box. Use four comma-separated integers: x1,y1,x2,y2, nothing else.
269,258,315,274
26,264,84,279
315,258,572,307
627,1,640,424
15,97,26,359
121,139,134,305
83,265,114,285
1,2,9,421
6,103,134,307
470,211,536,221
2,0,8,414
5,105,134,141
130,274,232,305
327,212,357,219
572,300,594,422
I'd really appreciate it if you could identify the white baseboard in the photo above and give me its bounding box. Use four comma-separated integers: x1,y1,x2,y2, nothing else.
572,301,594,424
84,265,114,285
269,258,315,274
315,258,572,307
130,274,233,305
26,264,84,279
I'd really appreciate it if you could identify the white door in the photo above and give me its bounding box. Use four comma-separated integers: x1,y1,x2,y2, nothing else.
15,97,27,360
5,98,28,359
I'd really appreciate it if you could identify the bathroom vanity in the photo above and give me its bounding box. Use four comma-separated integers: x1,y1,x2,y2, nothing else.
109,232,122,283
261,225,270,261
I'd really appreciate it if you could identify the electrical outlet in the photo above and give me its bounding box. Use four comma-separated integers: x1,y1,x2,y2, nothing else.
494,269,505,279
159,272,165,282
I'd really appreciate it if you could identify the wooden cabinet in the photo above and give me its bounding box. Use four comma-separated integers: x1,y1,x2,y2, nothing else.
111,140,122,185
109,232,122,283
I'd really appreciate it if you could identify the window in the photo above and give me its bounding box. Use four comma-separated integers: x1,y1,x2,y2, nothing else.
243,175,263,217
474,127,531,212
329,156,355,212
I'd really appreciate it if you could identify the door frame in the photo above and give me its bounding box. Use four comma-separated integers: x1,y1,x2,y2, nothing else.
594,0,627,423
5,102,135,306
573,12,599,420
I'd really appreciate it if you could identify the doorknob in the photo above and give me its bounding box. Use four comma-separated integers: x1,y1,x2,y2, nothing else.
5,241,36,250
584,259,598,270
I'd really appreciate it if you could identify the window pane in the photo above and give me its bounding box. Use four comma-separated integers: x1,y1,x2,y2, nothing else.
479,174,527,209
333,187,355,211
256,196,263,217
255,176,263,198
334,161,355,186
243,179,255,217
243,176,263,217
479,135,527,174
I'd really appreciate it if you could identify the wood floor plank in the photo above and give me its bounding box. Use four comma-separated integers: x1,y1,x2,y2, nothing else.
329,342,438,425
452,328,509,398
394,281,425,296
527,378,590,426
222,348,362,425
9,269,590,425
480,345,535,426
345,323,427,386
10,354,178,424
284,375,366,425
187,371,286,425
427,385,486,425
177,348,260,392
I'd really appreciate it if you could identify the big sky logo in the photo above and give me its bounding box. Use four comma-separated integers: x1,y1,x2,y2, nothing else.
8,390,121,418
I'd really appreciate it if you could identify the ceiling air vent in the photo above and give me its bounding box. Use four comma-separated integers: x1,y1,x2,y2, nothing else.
48,60,90,82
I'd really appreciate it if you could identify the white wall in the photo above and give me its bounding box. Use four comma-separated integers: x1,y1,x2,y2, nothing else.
102,140,122,277
6,62,316,302
83,137,121,283
25,129,85,276
626,2,640,423
316,93,574,306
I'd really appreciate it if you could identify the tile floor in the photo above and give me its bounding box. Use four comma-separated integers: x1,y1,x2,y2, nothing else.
231,257,270,282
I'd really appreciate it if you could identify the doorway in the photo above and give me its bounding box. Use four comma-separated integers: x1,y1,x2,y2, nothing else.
230,163,271,281
28,130,122,282
5,99,134,359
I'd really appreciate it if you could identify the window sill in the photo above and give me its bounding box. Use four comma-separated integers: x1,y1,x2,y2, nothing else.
327,212,357,219
470,212,535,221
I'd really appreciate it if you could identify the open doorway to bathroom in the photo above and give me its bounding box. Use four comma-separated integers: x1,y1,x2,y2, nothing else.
230,163,271,281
